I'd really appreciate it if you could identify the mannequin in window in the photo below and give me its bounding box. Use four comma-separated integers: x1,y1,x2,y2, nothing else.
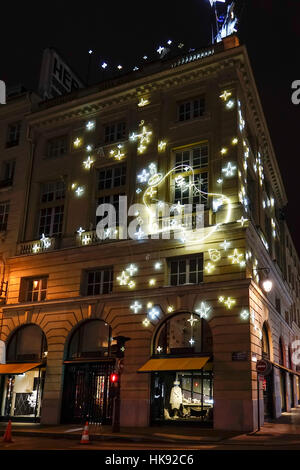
169,380,182,418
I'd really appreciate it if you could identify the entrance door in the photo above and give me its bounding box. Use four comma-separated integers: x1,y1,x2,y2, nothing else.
280,371,287,412
61,362,115,424
290,374,295,408
263,374,274,419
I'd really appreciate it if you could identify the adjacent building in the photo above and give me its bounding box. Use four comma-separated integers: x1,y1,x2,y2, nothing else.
0,36,299,432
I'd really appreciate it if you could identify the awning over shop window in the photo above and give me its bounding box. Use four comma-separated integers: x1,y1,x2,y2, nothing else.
0,363,42,375
138,356,210,373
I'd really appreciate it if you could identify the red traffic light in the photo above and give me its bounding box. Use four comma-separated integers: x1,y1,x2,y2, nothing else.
109,373,119,383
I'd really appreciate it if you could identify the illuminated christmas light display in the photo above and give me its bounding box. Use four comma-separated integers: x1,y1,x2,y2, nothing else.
73,137,82,148
195,302,211,319
130,301,142,313
143,318,150,327
40,234,51,249
219,296,236,309
82,234,91,245
208,249,221,262
77,227,85,236
86,121,95,131
228,249,244,265
126,264,138,276
158,140,167,152
187,314,198,326
138,98,149,107
83,156,94,169
220,240,230,251
117,271,130,286
75,186,84,197
237,216,248,227
240,309,249,320
110,144,125,161
222,162,237,177
167,306,174,313
130,120,152,154
205,262,215,274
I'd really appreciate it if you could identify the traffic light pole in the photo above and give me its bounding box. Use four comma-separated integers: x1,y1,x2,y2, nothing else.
112,379,120,433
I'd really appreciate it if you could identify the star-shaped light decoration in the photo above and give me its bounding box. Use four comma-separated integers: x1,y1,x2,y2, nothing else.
224,297,236,309
158,140,167,151
117,271,129,286
126,264,138,276
220,240,231,251
149,308,159,320
217,178,223,184
137,169,150,183
83,156,94,169
149,279,156,286
130,301,142,313
138,98,149,107
134,227,145,239
157,346,163,353
220,147,228,155
73,138,82,148
157,46,165,54
187,315,198,327
222,162,237,177
147,187,157,198
237,216,248,227
167,306,174,313
205,262,215,274
220,90,232,101
75,186,84,197
195,302,211,319
110,146,125,161
226,100,235,109
232,137,238,145
143,318,150,327
77,227,85,236
189,338,195,346
128,280,136,289
86,121,95,131
82,235,91,245
86,144,93,152
154,262,162,270
40,234,51,249
240,310,249,320
32,243,41,253
228,249,244,265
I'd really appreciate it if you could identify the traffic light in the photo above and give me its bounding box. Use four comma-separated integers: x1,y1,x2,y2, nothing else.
109,372,119,384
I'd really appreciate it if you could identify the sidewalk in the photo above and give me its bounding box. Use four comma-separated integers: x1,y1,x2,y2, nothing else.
0,422,239,444
2,408,300,446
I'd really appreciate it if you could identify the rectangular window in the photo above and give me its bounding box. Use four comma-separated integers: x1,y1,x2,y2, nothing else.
104,121,126,144
98,165,126,190
85,268,113,295
47,136,68,158
0,202,9,231
20,277,48,302
174,172,208,211
169,255,203,286
40,181,65,203
178,98,205,122
6,122,21,147
175,144,208,170
1,160,15,187
38,205,64,237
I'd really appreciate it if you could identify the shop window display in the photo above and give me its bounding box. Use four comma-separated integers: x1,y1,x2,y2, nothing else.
151,312,213,424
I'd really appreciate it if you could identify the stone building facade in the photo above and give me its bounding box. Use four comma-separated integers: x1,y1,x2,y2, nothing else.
0,37,299,432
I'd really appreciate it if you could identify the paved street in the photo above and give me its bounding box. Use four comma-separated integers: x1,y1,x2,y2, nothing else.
1,408,300,450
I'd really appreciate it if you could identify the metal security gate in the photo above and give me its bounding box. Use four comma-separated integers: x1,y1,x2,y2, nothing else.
61,361,115,424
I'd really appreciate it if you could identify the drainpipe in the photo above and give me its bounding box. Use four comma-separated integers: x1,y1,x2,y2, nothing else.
20,93,36,243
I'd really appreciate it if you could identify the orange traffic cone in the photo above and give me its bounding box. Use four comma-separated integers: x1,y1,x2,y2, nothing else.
3,420,13,443
80,421,90,444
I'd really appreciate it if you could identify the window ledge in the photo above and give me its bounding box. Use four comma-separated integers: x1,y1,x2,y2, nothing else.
169,113,211,130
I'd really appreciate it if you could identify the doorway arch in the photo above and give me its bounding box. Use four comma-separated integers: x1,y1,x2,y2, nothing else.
61,319,115,424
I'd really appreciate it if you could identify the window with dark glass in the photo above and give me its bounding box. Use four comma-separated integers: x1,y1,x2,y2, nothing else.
47,135,68,158
6,122,21,147
84,268,113,296
6,325,47,362
98,165,126,190
169,255,203,286
0,201,9,231
68,320,111,359
0,160,15,188
38,181,65,237
178,98,205,121
104,121,126,144
262,324,270,359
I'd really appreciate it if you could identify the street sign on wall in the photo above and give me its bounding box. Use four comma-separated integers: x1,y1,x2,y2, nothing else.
256,359,272,376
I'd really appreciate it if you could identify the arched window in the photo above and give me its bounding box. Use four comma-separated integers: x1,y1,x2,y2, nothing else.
6,325,47,362
262,323,270,359
154,312,212,356
67,320,111,360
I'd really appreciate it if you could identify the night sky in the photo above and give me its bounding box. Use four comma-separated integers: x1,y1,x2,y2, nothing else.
1,0,299,253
